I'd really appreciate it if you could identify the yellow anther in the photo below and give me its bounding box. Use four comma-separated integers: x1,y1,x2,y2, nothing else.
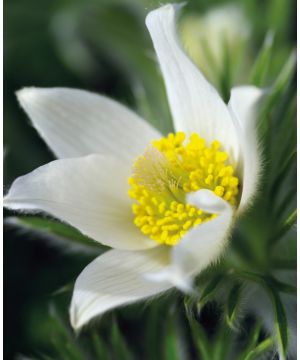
151,197,158,205
128,189,136,198
178,213,188,221
183,184,190,192
151,226,159,234
183,220,192,230
141,225,151,234
170,201,178,211
158,202,166,214
175,131,186,145
221,177,229,187
212,140,221,150
146,206,154,215
205,175,213,186
204,149,212,159
191,181,199,190
128,132,240,246
177,204,184,213
224,191,233,201
161,230,168,242
189,172,198,181
193,218,202,227
216,152,228,162
224,166,234,176
214,186,225,197
200,157,208,167
170,235,180,245
128,177,135,185
229,177,239,187
208,164,215,174
132,204,140,214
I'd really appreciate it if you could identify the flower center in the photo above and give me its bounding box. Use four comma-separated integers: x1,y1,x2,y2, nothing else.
128,132,239,246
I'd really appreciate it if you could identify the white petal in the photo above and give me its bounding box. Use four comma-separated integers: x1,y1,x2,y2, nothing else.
228,86,264,211
171,190,233,285
146,4,240,162
17,87,160,162
144,267,194,294
4,155,155,250
70,247,171,329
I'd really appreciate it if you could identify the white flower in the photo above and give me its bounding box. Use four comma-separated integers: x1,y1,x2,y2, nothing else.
180,4,250,82
4,4,263,329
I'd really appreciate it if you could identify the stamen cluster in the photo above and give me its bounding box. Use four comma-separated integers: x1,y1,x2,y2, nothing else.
128,132,239,246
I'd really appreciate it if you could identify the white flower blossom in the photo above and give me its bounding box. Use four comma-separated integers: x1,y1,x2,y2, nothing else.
4,4,263,329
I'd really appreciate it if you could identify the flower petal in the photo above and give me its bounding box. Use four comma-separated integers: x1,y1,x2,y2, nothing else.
70,247,171,329
228,86,264,211
4,155,155,250
170,190,233,287
17,87,160,161
146,4,240,162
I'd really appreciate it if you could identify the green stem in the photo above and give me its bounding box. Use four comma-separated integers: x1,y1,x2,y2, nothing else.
268,209,296,245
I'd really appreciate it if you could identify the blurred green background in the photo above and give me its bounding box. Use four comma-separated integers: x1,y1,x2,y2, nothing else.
4,0,296,359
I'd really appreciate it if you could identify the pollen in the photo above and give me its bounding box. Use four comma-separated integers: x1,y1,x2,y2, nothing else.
128,132,239,246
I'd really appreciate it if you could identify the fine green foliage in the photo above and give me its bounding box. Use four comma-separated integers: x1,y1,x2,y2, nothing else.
225,283,243,329
6,216,106,254
243,337,274,360
197,273,225,309
110,319,134,360
250,31,274,87
188,318,211,360
268,290,289,360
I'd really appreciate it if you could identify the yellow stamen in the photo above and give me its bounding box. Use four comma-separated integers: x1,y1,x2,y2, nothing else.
128,132,239,246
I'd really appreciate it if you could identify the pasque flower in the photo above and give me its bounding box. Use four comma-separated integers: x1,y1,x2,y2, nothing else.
4,4,263,329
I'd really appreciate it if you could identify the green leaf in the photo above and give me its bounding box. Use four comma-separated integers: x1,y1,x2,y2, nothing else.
144,303,163,360
164,310,181,360
269,149,296,201
258,50,296,137
250,31,274,86
212,321,232,360
6,216,106,254
111,318,134,360
275,187,296,221
268,289,288,359
198,274,224,309
237,322,262,360
272,96,296,170
188,318,210,360
268,209,297,245
48,303,86,360
184,294,196,319
225,283,243,329
91,330,110,360
273,49,296,94
235,269,296,295
268,278,296,296
244,337,274,360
